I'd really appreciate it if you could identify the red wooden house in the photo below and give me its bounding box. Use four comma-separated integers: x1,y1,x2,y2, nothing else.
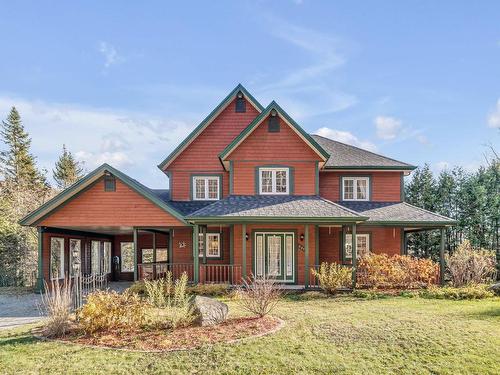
21,84,455,289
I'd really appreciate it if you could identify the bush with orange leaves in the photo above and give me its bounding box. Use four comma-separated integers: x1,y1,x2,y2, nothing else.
357,254,439,289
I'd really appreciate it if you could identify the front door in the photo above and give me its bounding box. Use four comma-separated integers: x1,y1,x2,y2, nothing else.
254,232,295,282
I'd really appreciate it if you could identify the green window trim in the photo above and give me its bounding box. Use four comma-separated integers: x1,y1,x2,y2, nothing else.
190,173,223,201
254,165,295,195
198,231,224,260
340,175,372,202
340,230,372,263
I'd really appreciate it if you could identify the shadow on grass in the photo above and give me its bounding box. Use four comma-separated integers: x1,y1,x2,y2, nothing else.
465,306,500,320
0,331,39,347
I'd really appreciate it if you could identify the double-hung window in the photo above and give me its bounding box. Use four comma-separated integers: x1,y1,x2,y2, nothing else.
342,177,369,201
198,233,221,258
259,168,289,195
50,237,65,280
193,176,220,200
344,233,370,260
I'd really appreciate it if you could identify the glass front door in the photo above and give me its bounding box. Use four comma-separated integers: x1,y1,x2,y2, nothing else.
254,232,294,282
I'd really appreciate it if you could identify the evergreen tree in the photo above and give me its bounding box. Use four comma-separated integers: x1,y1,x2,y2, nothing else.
53,144,84,189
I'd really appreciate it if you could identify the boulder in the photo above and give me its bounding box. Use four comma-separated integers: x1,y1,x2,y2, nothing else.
192,295,228,326
489,282,500,296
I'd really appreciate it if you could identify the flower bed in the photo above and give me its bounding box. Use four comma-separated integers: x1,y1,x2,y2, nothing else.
38,316,283,352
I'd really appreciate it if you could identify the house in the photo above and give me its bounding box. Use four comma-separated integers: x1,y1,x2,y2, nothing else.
20,84,455,290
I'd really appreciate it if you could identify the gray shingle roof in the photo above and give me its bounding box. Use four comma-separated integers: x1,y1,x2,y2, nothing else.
339,201,456,224
149,189,214,216
311,134,416,169
187,195,364,221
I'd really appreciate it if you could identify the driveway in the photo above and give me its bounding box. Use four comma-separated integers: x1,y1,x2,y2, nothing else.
0,291,44,330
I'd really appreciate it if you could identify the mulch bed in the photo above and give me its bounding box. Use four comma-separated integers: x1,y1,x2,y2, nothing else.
38,316,283,352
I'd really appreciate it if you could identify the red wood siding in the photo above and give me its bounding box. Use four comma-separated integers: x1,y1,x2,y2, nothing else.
319,171,403,202
39,178,184,227
319,226,402,264
167,98,259,200
232,160,317,195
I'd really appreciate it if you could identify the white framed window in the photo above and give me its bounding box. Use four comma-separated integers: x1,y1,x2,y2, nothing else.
69,238,81,277
342,177,369,201
198,233,221,258
193,176,220,200
120,242,135,272
141,248,168,263
344,234,370,260
259,168,289,195
50,237,65,280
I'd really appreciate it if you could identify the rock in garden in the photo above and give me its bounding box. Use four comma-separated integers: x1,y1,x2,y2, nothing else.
192,295,228,326
489,282,500,296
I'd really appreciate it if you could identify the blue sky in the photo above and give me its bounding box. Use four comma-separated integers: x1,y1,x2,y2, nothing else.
0,1,499,187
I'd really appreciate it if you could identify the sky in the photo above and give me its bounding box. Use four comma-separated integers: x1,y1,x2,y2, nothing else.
0,1,499,188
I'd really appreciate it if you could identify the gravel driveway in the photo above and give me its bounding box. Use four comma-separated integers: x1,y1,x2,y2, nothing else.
0,291,44,330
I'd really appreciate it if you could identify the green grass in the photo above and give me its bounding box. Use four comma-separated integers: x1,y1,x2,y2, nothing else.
0,295,499,374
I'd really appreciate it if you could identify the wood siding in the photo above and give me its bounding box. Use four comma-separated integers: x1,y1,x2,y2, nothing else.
319,171,403,202
39,178,184,227
167,98,259,200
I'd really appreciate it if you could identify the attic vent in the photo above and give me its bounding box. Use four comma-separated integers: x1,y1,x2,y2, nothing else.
104,174,116,192
235,91,246,113
268,110,279,132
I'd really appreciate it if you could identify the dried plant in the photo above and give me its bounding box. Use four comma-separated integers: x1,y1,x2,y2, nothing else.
39,278,73,337
446,240,496,287
236,274,282,318
312,263,352,294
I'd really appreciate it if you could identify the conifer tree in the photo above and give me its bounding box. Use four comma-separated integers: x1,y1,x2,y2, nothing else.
53,145,84,189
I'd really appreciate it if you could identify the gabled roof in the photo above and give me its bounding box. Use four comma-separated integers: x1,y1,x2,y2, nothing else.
157,84,264,171
311,134,416,170
219,101,330,169
185,195,367,224
20,164,187,226
339,201,456,226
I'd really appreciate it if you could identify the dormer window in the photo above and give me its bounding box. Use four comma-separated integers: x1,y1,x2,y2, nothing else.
235,91,246,113
342,177,370,201
259,167,289,195
192,176,221,200
268,109,279,132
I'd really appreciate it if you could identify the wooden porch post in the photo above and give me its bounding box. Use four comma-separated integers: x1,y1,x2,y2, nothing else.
440,228,445,285
351,223,357,289
152,232,156,263
304,224,310,288
242,224,247,280
133,228,138,281
229,225,234,283
201,225,207,265
193,225,199,283
315,225,319,267
168,229,173,264
36,227,44,293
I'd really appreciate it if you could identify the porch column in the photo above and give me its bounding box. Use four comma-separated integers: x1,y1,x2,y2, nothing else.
229,225,234,283
440,228,445,285
242,224,247,279
152,232,156,263
193,225,199,283
315,225,319,267
133,228,138,281
304,224,310,288
36,227,43,293
351,223,357,289
201,225,207,265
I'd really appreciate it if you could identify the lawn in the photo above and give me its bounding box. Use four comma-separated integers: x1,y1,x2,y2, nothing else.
0,294,499,375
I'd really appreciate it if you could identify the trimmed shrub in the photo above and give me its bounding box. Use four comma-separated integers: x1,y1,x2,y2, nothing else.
236,274,282,317
187,283,230,297
419,284,495,300
312,262,352,294
357,254,438,289
445,240,496,287
77,290,147,334
39,278,73,337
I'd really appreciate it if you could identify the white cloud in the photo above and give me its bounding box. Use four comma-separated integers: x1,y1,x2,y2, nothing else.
0,96,194,187
315,127,377,152
374,116,402,140
487,99,500,128
98,41,122,68
434,161,450,172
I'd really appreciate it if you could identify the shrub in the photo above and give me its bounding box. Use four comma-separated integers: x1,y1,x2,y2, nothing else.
419,284,495,300
312,263,352,294
77,290,146,334
127,281,146,295
352,289,389,300
39,278,73,337
445,240,496,287
144,277,172,308
357,254,438,289
235,274,282,317
187,283,230,297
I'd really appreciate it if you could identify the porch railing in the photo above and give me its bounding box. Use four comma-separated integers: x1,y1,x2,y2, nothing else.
138,263,194,282
200,264,242,285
